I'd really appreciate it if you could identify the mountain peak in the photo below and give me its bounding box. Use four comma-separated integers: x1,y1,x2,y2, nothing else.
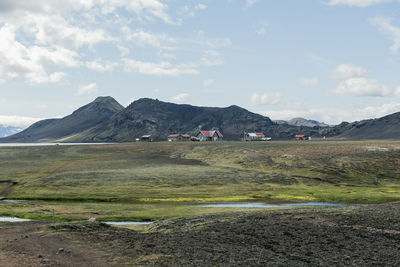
94,96,117,103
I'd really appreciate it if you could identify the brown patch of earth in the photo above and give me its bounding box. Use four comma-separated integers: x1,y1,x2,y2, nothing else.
1,202,400,266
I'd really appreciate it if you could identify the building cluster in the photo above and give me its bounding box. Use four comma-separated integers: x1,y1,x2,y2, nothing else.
139,130,311,142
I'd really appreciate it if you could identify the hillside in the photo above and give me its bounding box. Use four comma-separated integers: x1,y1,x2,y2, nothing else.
65,98,296,142
321,112,400,140
0,96,124,143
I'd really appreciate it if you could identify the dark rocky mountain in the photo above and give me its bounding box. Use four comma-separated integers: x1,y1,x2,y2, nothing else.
320,112,400,140
0,125,23,137
0,96,124,143
2,96,400,142
65,98,300,142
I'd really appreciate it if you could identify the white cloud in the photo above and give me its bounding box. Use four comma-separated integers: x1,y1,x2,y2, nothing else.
117,45,130,57
120,0,174,24
195,4,207,10
24,14,112,50
332,64,400,97
260,102,400,125
123,59,199,76
253,20,268,36
171,93,190,103
327,0,395,7
246,0,260,8
203,79,214,87
177,3,207,18
201,50,224,66
191,30,233,49
77,83,98,95
333,77,393,97
0,115,42,128
333,64,369,79
370,17,400,53
121,27,176,51
0,23,69,84
178,5,195,17
0,0,173,24
29,46,80,67
251,92,282,105
86,60,118,72
0,0,176,85
299,77,319,86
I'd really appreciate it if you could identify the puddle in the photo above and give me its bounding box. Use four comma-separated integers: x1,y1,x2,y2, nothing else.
194,202,354,208
0,216,33,222
0,200,24,204
103,221,153,226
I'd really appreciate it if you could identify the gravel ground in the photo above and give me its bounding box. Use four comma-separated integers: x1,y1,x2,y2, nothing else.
1,203,400,266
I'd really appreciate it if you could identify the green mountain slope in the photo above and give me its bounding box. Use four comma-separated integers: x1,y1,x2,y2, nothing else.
0,96,124,143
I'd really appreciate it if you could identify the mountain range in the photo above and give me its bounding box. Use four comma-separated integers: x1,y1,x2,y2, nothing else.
275,118,330,128
1,96,399,142
0,125,23,138
1,97,123,143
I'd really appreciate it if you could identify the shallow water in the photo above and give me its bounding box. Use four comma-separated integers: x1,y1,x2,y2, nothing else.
194,202,354,208
0,216,32,222
0,199,24,204
103,221,153,226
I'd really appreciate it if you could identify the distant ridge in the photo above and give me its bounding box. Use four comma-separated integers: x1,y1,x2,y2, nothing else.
320,112,400,140
64,98,283,142
0,125,23,138
0,96,124,143
1,96,400,142
274,118,329,127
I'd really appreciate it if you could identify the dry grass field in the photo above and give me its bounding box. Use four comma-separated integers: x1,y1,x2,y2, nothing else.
1,140,399,221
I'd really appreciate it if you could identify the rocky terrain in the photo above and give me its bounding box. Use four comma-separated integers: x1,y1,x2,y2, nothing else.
1,202,400,266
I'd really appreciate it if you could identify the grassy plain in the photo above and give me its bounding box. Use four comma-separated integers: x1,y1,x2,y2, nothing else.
0,141,399,221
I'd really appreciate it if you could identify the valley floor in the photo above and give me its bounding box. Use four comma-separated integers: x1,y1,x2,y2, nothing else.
1,202,400,266
1,140,400,221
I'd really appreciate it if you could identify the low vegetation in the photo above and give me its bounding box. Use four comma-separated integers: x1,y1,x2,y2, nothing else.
0,141,399,220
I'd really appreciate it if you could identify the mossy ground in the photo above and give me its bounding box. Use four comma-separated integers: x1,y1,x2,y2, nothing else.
1,140,399,220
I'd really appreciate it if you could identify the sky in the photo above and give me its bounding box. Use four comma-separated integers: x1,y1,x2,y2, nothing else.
1,0,400,128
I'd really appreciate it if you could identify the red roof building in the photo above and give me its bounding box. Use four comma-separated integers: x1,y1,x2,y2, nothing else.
197,130,223,141
245,132,269,141
167,133,190,141
295,134,309,140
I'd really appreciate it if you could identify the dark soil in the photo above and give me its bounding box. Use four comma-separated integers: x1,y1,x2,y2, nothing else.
2,203,400,266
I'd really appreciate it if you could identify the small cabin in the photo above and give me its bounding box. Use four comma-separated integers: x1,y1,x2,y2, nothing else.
140,135,153,142
167,134,190,142
295,134,309,140
197,130,223,141
244,133,271,141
